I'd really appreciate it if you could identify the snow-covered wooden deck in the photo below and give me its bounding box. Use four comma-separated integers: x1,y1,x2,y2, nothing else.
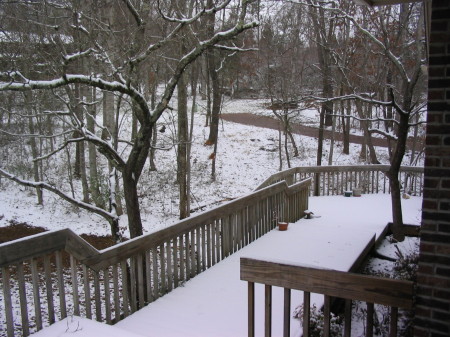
32,194,422,337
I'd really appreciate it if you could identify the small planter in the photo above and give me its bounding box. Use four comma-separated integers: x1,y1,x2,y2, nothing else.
352,188,362,197
304,210,313,219
278,222,289,231
344,190,352,197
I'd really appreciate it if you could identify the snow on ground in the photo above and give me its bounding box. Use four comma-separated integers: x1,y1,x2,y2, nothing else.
0,98,393,238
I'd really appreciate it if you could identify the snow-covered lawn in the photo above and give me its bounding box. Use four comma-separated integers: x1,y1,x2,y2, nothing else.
0,98,394,239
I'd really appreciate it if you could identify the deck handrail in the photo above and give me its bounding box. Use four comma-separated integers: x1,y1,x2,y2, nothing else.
256,164,424,197
0,178,311,336
240,257,414,337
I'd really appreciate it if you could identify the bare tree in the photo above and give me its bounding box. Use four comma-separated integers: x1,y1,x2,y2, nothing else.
0,0,258,239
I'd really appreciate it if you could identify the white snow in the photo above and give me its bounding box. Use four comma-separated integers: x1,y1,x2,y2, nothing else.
30,316,145,337
113,194,421,337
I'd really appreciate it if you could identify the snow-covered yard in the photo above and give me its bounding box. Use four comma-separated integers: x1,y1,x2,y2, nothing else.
30,194,422,337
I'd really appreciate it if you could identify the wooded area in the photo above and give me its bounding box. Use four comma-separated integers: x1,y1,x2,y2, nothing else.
0,0,426,241
0,176,311,336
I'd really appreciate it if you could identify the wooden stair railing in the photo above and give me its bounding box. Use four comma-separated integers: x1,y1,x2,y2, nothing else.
0,178,311,337
241,257,414,337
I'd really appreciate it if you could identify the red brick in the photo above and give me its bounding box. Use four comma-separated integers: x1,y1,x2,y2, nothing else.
422,199,438,210
436,245,450,255
419,242,437,253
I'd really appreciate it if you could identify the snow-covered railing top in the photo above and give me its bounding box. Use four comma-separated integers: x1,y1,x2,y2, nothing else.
256,164,424,197
0,177,311,337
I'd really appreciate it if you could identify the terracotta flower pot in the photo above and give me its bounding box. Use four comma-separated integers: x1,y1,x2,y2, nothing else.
278,222,288,231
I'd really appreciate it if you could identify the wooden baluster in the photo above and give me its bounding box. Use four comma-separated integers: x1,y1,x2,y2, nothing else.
44,255,55,323
83,265,92,319
303,291,310,337
323,295,331,337
151,247,159,300
166,241,173,292
121,261,130,317
2,266,15,337
190,230,196,278
196,227,201,273
230,214,235,253
216,220,221,262
129,258,137,312
70,255,79,316
283,288,291,337
160,244,166,294
248,282,255,337
344,299,352,337
265,285,272,337
223,216,230,257
112,264,121,321
145,251,153,302
206,224,212,268
390,307,398,337
137,254,145,308
366,302,374,337
93,271,102,320
240,209,245,248
211,221,217,265
200,226,206,271
376,170,380,193
31,258,43,330
17,263,30,336
173,237,179,288
104,267,111,323
185,232,191,280
55,251,67,319
180,235,186,282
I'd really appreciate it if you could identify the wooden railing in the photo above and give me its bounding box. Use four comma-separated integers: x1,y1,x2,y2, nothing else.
241,258,414,337
0,178,311,337
256,165,424,197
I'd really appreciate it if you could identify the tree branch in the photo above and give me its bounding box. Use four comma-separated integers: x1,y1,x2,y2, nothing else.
0,168,118,224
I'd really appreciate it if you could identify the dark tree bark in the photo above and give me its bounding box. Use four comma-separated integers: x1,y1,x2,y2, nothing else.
177,67,189,219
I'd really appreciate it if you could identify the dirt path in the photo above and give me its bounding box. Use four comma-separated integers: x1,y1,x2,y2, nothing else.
221,113,419,149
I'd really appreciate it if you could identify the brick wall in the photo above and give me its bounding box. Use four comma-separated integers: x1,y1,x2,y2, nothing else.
415,1,450,336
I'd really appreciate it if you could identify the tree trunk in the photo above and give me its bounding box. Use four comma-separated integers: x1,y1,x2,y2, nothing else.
25,92,43,205
187,61,199,214
388,109,410,242
356,101,380,164
328,109,336,165
205,0,221,146
86,86,104,209
177,67,189,219
72,84,90,202
278,125,283,172
149,79,158,172
113,94,124,216
123,168,144,238
315,106,325,196
205,53,221,145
